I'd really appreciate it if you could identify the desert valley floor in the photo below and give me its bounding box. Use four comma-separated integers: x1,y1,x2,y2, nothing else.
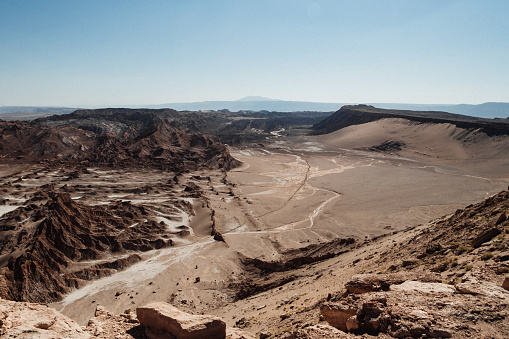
1,107,508,338
2,135,505,319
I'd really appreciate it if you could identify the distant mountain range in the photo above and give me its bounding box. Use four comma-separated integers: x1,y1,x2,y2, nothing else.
1,99,508,119
152,99,509,119
372,102,509,119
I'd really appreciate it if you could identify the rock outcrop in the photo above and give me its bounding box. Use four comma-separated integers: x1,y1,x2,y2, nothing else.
84,305,142,339
321,273,509,338
0,298,89,338
343,272,441,294
136,302,227,339
283,324,355,338
0,192,173,303
0,110,240,171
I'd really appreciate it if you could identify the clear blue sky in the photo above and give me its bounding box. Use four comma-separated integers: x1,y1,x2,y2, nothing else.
1,0,508,106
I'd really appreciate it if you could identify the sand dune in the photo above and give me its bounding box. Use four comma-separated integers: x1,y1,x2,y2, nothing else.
314,118,509,178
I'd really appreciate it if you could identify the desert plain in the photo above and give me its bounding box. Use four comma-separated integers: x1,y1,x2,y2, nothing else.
33,125,507,322
1,107,508,338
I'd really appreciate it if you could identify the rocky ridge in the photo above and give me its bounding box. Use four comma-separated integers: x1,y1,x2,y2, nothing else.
312,105,509,136
0,191,175,303
0,110,240,171
320,272,509,338
310,189,509,338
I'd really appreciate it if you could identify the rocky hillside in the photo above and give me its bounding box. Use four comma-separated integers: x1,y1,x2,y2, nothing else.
312,105,509,136
314,189,509,337
371,189,509,285
210,189,509,338
35,108,330,145
0,110,240,171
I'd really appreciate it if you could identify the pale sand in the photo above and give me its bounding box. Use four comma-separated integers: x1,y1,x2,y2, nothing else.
0,205,20,217
314,118,509,178
222,136,506,259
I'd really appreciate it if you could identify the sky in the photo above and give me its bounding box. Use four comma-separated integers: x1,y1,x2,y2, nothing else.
1,0,509,107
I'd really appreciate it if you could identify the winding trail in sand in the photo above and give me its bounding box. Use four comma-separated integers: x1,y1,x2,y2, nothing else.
257,153,310,218
224,154,343,235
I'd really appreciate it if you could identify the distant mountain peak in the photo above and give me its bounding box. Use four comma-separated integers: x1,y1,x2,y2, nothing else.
236,96,282,102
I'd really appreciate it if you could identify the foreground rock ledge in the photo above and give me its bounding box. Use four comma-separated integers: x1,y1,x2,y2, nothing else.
320,273,509,338
0,298,89,338
137,301,226,339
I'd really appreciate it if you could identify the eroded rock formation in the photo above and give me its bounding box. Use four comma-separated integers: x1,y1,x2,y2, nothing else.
0,110,240,171
0,192,173,303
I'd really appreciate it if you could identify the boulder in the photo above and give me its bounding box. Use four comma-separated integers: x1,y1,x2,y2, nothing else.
503,277,509,291
321,292,451,338
136,302,226,339
455,275,509,298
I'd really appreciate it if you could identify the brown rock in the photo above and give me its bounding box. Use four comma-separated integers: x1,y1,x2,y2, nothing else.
495,264,509,274
494,252,509,262
345,315,359,332
471,227,501,248
430,261,448,273
94,305,113,317
136,302,226,339
503,277,509,291
495,212,507,225
425,243,442,254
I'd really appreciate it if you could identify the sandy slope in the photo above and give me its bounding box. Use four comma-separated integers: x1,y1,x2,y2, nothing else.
314,118,509,178
223,136,507,260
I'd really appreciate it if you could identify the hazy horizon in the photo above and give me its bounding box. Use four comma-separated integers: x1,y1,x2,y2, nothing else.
2,97,509,110
2,1,509,106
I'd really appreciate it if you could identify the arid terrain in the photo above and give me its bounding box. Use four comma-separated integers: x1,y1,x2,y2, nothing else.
1,106,508,338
